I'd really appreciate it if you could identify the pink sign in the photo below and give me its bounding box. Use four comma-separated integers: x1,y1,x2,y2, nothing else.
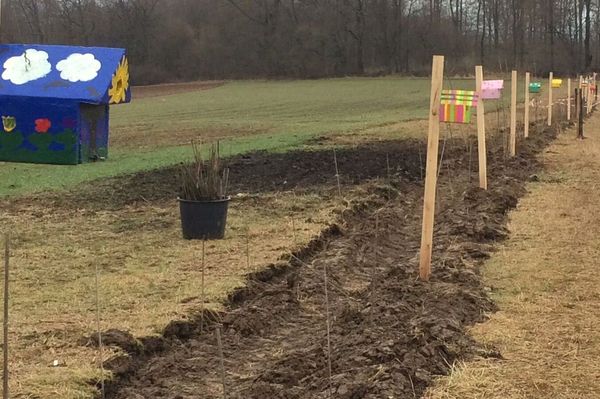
481,80,504,100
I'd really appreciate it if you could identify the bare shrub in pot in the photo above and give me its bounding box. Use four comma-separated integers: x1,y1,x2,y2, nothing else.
178,142,231,239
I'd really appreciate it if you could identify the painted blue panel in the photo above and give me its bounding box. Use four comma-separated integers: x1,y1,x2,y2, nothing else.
0,97,80,164
0,44,131,104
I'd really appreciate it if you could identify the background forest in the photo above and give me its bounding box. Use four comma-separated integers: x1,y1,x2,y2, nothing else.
3,0,600,84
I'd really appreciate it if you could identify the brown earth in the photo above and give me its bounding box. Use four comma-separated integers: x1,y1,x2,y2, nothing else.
91,117,562,398
35,139,428,212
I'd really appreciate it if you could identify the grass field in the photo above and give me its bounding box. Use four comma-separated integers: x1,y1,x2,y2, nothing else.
0,76,541,198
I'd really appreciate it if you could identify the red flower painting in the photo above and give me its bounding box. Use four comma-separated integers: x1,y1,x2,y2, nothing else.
35,118,51,133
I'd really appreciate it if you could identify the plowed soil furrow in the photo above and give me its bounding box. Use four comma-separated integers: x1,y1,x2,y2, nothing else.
103,122,560,399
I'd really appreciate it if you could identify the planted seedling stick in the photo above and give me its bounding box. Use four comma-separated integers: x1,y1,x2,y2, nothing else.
386,152,392,198
386,153,391,182
291,216,297,245
94,262,105,399
216,326,228,399
3,234,9,399
201,239,206,333
333,149,342,197
323,262,333,398
245,228,254,272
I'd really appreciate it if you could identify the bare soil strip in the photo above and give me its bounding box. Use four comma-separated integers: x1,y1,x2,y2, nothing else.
427,113,600,398
100,121,561,398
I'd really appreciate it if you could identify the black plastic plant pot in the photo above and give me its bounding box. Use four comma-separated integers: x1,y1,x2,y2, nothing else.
178,197,231,240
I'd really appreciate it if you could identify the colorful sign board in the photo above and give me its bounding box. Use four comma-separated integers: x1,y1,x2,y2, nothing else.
529,82,541,93
439,90,478,124
481,80,504,100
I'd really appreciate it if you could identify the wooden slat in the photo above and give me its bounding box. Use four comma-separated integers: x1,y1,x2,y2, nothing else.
475,65,487,190
419,55,444,282
510,70,517,156
525,72,530,138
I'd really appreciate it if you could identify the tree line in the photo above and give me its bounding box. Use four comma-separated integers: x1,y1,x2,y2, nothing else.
3,0,600,85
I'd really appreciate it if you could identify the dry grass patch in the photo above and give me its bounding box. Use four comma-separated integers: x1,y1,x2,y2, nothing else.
426,112,600,398
0,189,339,398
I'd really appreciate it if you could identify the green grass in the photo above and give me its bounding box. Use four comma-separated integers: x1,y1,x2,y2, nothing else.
0,76,525,197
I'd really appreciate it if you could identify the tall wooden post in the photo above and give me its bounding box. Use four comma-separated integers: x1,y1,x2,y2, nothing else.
575,88,580,136
548,72,553,126
475,66,487,190
510,70,517,157
524,72,530,138
580,89,585,137
594,72,598,104
587,77,592,114
581,75,586,106
419,55,444,282
567,78,571,121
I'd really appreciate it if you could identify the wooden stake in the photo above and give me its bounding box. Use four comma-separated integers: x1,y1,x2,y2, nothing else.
567,78,571,121
3,234,9,399
215,326,227,399
419,55,444,281
510,70,517,157
386,152,391,182
200,239,206,333
548,72,553,126
575,88,580,135
594,72,598,104
94,263,105,399
245,228,251,268
323,262,333,399
475,66,487,190
587,77,592,114
581,88,585,134
524,72,531,137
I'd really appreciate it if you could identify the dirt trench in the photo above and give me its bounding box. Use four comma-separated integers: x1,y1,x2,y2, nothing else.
97,123,560,399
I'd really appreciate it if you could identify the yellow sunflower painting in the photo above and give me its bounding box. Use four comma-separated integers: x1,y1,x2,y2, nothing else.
108,56,129,104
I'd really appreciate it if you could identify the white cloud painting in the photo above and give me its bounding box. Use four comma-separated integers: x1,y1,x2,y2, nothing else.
56,53,102,82
2,49,52,85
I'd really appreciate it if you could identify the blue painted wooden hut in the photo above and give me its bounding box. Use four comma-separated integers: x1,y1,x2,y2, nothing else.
0,44,131,165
